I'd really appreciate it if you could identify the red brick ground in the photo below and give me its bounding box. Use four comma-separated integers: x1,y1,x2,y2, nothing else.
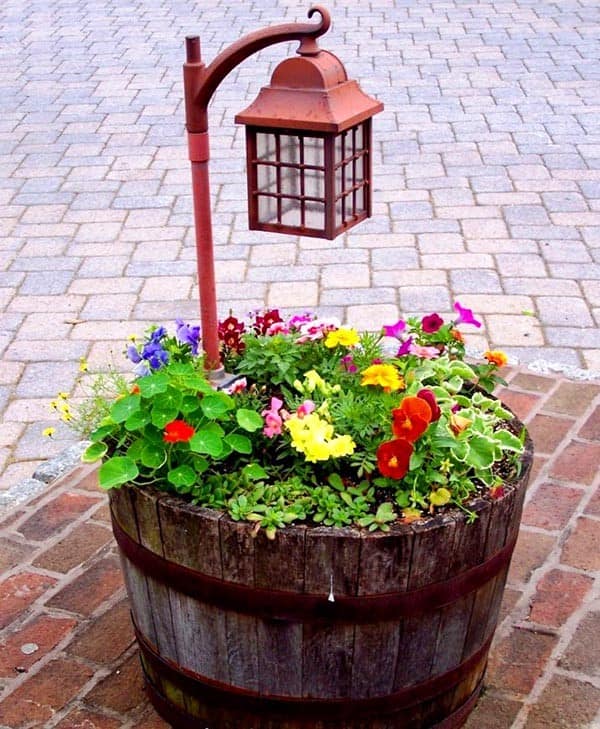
0,371,598,728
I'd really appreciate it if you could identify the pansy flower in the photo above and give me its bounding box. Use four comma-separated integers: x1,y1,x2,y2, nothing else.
376,439,413,479
392,396,432,442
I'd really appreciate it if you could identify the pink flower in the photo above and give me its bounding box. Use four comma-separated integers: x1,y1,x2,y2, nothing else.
396,336,413,357
296,400,316,418
261,397,284,438
454,301,482,328
341,354,358,373
222,377,247,395
382,319,406,339
266,321,290,335
296,317,340,343
410,343,440,359
421,313,444,333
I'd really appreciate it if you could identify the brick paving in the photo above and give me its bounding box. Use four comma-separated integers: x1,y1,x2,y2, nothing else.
0,370,597,728
2,0,600,492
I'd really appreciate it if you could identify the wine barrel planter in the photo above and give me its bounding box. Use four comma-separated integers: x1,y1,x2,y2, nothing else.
108,428,533,729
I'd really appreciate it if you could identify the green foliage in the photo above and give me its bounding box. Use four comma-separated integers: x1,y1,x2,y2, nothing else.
54,309,527,537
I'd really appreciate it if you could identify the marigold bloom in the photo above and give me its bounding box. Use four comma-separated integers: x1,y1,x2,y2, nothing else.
392,396,432,442
163,419,195,443
324,328,360,349
421,313,444,333
484,350,508,367
361,363,404,393
376,439,413,479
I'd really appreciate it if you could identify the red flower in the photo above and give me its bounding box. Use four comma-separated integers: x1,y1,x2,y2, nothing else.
417,388,441,422
392,396,432,442
163,420,195,443
376,439,413,479
421,313,444,333
254,309,282,335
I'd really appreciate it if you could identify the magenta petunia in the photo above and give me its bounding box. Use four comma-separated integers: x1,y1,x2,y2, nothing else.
454,301,482,328
396,336,413,357
421,313,444,333
382,319,406,339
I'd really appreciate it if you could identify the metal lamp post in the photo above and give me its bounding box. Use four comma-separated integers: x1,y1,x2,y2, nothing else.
183,6,383,381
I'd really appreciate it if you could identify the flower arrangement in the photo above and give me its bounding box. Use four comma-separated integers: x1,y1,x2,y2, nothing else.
62,303,524,538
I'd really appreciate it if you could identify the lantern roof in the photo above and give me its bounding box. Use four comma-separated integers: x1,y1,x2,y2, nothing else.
235,49,383,133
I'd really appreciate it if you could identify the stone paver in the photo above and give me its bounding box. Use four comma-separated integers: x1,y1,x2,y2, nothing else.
0,1,599,493
0,372,597,728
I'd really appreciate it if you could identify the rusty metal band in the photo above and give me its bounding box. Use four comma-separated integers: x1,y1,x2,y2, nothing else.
135,618,491,722
111,513,517,623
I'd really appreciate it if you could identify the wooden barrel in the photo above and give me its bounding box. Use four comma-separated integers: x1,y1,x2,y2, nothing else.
109,433,533,729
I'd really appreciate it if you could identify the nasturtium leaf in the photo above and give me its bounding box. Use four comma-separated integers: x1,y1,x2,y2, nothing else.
200,394,232,419
151,403,179,429
243,463,267,480
126,438,145,461
125,408,150,431
236,408,264,432
192,456,209,474
181,395,202,415
137,372,169,397
141,443,167,469
89,423,116,442
110,394,141,423
225,434,252,454
98,456,138,489
189,429,223,457
167,465,196,489
429,487,452,506
82,442,107,463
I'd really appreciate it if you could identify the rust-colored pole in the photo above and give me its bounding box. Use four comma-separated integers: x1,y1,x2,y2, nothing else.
183,8,331,379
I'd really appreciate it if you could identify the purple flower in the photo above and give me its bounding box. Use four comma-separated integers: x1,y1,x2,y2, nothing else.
142,341,169,370
149,326,167,343
341,354,358,373
422,313,444,333
396,336,413,357
127,345,142,364
454,301,482,328
175,319,201,355
382,319,406,339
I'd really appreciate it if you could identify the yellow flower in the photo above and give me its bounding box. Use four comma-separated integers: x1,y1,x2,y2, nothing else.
484,350,508,367
127,334,137,342
43,427,56,438
79,357,88,372
450,413,472,435
360,364,404,393
285,412,355,463
324,328,360,349
49,400,59,410
60,412,73,423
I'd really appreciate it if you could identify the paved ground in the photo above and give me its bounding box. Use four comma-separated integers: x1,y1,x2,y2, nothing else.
0,369,597,728
1,0,600,493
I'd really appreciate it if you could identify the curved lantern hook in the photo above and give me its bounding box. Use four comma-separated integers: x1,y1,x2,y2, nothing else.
298,6,331,55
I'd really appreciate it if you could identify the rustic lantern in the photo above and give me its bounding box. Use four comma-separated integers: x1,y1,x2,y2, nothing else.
235,42,383,239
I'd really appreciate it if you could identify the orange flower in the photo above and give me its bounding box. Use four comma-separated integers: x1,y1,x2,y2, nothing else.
451,329,464,343
391,396,432,442
376,439,413,479
449,413,472,435
131,384,141,395
484,350,508,367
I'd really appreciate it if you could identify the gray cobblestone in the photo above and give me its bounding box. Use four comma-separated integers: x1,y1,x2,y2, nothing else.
2,0,600,496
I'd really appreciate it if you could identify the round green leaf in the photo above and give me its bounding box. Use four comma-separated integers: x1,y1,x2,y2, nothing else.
110,394,141,423
125,408,150,431
82,442,107,463
225,433,252,454
167,465,196,489
98,456,139,489
151,403,179,429
201,393,233,419
141,443,167,469
236,408,264,432
189,429,223,457
137,372,169,397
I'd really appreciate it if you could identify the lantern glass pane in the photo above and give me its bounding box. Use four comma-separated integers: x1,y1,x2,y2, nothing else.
280,135,299,164
257,132,276,161
355,123,364,150
257,164,276,193
345,162,354,190
334,132,345,165
258,195,278,224
281,200,301,228
304,168,324,199
304,137,324,167
281,166,300,197
304,200,325,229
